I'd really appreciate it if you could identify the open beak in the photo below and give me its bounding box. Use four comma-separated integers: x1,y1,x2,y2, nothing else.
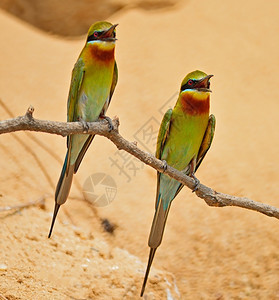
196,74,213,92
100,24,118,41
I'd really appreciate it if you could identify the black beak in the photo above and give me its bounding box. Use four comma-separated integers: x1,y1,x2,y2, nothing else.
99,24,118,41
196,74,213,92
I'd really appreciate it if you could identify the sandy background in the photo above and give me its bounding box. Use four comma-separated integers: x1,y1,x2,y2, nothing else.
1,0,279,299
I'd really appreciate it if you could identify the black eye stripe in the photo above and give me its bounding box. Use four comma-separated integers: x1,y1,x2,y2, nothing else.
180,80,197,91
87,30,116,42
180,83,187,91
87,31,101,42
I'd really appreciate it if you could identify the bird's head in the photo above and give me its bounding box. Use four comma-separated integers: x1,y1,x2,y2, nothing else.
180,70,213,94
86,21,118,43
177,70,213,115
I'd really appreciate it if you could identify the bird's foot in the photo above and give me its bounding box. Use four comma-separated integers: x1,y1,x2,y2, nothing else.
79,118,89,133
191,173,200,192
102,116,114,132
162,160,168,173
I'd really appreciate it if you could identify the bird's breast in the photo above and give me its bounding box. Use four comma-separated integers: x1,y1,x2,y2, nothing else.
86,42,115,63
180,91,210,116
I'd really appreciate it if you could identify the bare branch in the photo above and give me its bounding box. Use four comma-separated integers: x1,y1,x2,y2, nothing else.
1,108,279,220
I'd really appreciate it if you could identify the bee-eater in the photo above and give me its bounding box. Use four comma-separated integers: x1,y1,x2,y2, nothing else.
140,70,216,296
48,21,118,238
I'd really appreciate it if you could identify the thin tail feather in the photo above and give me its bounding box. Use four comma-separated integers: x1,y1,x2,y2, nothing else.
48,203,60,238
55,153,74,205
141,197,171,296
140,248,157,297
148,196,171,248
74,135,94,173
48,151,74,238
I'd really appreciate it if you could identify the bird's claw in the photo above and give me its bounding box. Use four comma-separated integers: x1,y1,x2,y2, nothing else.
191,174,200,192
79,119,89,133
162,160,168,173
104,116,114,132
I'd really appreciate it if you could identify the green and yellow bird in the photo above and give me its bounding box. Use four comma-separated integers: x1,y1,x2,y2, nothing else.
48,21,118,238
141,70,216,296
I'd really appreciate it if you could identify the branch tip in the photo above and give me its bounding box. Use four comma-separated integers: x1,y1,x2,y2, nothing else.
26,105,34,119
113,116,120,129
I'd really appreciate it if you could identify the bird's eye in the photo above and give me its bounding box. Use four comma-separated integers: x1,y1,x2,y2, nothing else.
112,31,116,38
93,31,99,38
188,79,193,86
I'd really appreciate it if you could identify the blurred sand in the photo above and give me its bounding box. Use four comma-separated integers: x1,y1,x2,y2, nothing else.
1,0,279,298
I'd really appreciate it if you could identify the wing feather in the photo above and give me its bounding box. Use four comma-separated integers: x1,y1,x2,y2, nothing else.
155,109,172,208
196,114,216,171
66,59,85,173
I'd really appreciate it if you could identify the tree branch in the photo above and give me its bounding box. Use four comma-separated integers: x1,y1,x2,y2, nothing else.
1,106,279,220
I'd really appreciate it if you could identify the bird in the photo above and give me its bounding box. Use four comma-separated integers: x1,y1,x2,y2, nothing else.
48,21,118,238
140,70,216,296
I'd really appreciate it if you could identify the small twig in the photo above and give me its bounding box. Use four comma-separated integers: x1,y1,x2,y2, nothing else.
0,107,279,221
25,105,34,119
0,196,46,212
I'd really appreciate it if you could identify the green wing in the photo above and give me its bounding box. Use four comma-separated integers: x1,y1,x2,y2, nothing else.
74,62,118,173
156,109,172,160
67,58,85,123
67,59,85,148
65,59,85,173
173,114,215,197
100,62,118,116
110,62,118,103
155,109,172,207
196,114,216,171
